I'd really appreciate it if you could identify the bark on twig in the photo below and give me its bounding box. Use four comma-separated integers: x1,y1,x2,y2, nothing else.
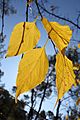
34,80,48,120
38,3,80,29
1,0,5,42
28,89,34,120
55,99,61,120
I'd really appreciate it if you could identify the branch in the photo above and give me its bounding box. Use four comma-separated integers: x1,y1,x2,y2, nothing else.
21,0,29,58
26,0,29,21
15,22,26,56
1,0,5,42
34,80,48,120
38,3,80,30
61,93,76,102
28,89,34,120
34,68,54,120
55,99,61,120
50,39,57,54
35,0,42,18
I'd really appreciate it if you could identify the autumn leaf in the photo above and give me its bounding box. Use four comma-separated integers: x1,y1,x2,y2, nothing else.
42,17,72,52
78,43,80,48
55,52,76,99
6,22,40,57
73,66,79,71
73,63,80,70
15,47,49,102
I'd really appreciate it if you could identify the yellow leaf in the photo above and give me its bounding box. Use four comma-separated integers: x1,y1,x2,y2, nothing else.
16,47,49,101
78,43,80,48
73,66,79,71
6,22,40,57
73,63,80,70
55,52,75,99
42,17,72,51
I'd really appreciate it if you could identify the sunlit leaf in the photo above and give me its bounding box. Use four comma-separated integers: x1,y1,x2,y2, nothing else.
16,47,49,102
73,66,79,71
42,17,72,51
78,43,80,48
6,22,40,57
56,52,76,99
73,63,80,70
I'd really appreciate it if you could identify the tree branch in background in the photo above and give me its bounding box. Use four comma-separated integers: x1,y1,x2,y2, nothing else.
26,0,29,21
21,0,29,58
1,0,5,41
38,3,80,30
55,99,61,120
76,12,80,27
0,0,5,43
28,89,34,120
34,67,54,120
35,0,42,18
34,80,48,120
50,39,57,54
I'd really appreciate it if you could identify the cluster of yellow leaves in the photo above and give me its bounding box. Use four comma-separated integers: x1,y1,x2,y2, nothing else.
6,17,76,102
6,20,49,102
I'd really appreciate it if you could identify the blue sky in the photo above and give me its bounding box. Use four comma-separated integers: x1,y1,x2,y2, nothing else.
1,0,80,114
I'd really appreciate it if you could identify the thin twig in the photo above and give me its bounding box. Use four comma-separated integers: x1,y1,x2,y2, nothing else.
21,0,29,58
28,89,34,120
50,39,57,54
35,80,48,120
38,3,80,29
15,22,26,56
61,94,75,102
26,0,29,21
34,68,54,120
35,0,42,18
1,0,5,42
55,99,61,120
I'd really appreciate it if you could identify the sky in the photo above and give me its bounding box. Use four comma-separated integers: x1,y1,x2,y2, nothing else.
1,0,80,115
